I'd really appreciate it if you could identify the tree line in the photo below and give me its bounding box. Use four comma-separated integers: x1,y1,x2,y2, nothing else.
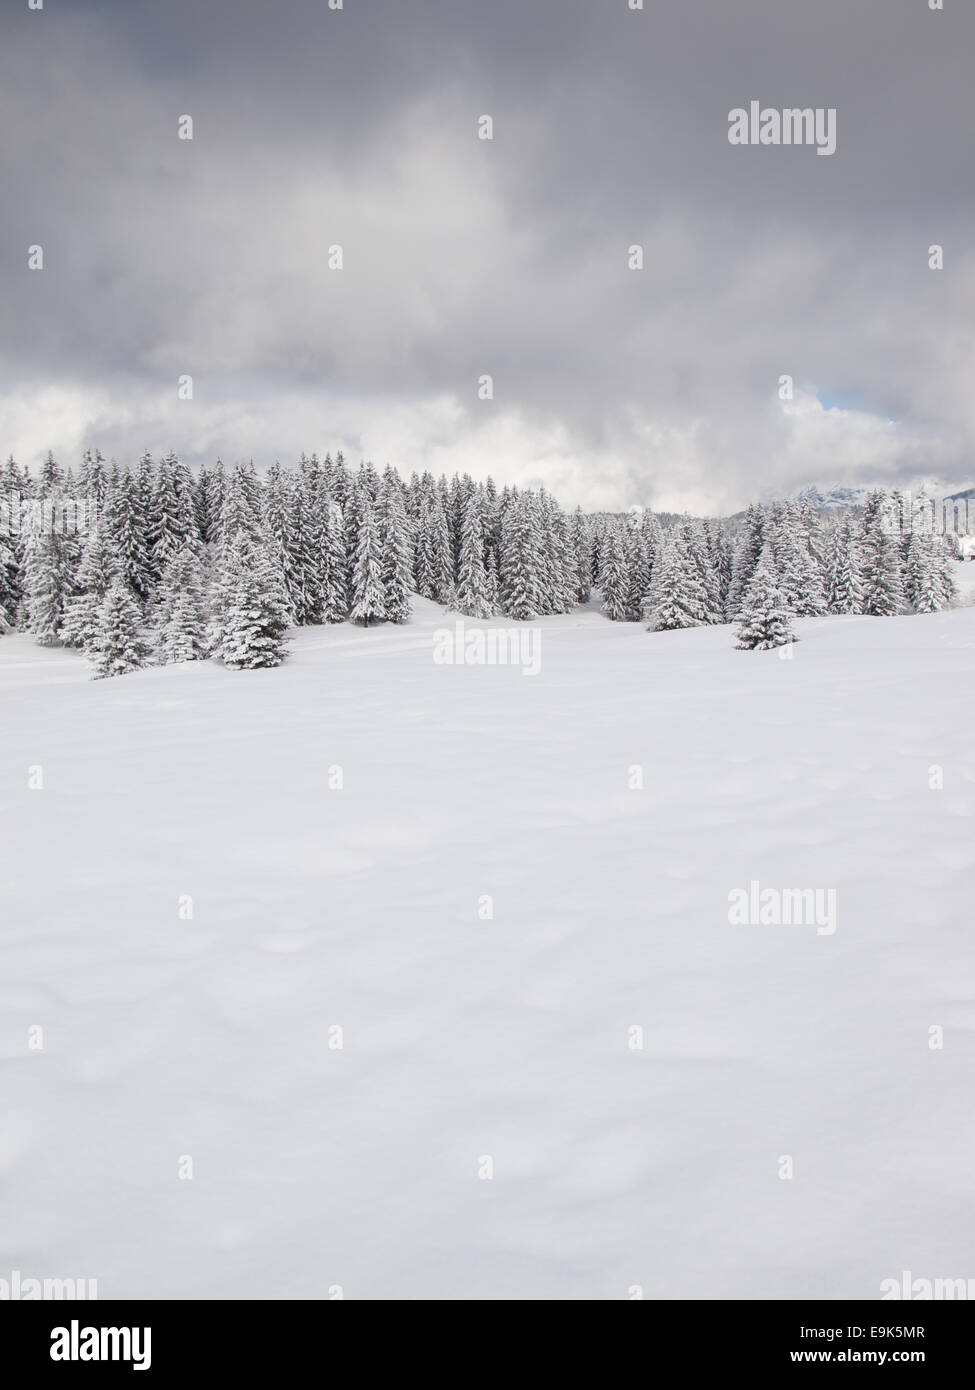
0,450,960,674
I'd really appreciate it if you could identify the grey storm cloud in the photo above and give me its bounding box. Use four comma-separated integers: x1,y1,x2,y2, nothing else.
1,0,973,512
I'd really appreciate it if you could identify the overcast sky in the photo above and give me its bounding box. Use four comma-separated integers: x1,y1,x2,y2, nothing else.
2,0,972,512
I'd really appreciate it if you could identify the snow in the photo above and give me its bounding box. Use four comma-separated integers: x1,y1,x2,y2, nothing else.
2,590,974,1299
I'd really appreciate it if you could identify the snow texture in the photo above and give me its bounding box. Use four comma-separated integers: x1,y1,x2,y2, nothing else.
2,586,974,1299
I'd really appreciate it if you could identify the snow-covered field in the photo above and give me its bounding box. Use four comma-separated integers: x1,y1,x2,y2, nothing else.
2,583,974,1300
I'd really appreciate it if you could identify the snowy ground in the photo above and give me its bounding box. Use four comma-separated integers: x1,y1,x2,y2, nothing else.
2,578,974,1300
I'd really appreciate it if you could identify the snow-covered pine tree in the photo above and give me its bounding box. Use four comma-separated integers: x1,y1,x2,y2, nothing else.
262,463,302,622
539,491,575,615
826,520,864,614
38,451,64,496
349,499,387,626
930,535,958,609
217,465,265,552
622,522,652,622
681,519,724,623
155,546,210,662
415,490,453,603
319,497,349,622
906,532,956,613
735,544,796,651
210,531,291,669
0,533,16,632
703,518,732,615
102,467,152,603
0,494,23,630
23,502,75,646
860,490,905,616
377,481,413,623
646,533,709,631
89,578,151,678
59,523,120,651
600,525,630,621
726,503,766,618
147,453,185,579
454,493,493,618
769,502,825,617
500,492,545,620
200,461,226,544
78,449,108,509
569,506,592,603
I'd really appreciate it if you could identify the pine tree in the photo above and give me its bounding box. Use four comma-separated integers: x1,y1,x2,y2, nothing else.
377,483,413,623
681,519,723,623
349,500,386,626
60,523,120,651
217,465,264,551
906,532,956,614
569,506,592,603
600,526,630,621
415,491,453,603
89,579,150,678
210,532,291,669
454,494,492,618
38,451,64,497
0,531,19,631
500,493,545,620
155,547,209,662
646,534,709,631
102,468,152,602
319,498,348,622
726,504,766,617
860,492,905,616
826,520,864,614
769,503,825,617
23,503,75,646
262,463,302,621
735,545,796,650
147,454,186,578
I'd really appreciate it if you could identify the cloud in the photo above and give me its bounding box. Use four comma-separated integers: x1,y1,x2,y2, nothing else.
2,0,974,511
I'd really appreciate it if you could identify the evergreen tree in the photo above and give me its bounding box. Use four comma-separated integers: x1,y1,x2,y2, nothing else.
415,491,453,603
646,534,709,631
726,504,766,617
349,500,386,626
500,493,544,620
155,546,209,662
681,519,723,623
906,532,956,614
569,506,592,603
0,531,19,631
454,494,492,619
23,504,75,646
60,523,120,651
319,498,349,623
377,483,413,623
262,463,302,622
735,545,796,651
600,525,630,621
210,532,291,668
826,520,864,614
102,468,152,603
860,491,905,616
89,579,150,678
38,451,64,497
217,464,265,551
